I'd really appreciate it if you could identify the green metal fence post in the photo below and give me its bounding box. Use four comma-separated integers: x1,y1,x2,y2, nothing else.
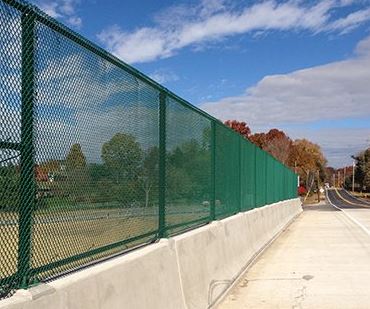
238,137,242,213
158,91,166,238
210,121,216,221
17,7,36,289
254,146,257,208
264,152,268,205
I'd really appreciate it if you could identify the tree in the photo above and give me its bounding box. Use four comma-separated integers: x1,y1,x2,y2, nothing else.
262,129,292,164
224,120,328,186
247,129,293,164
141,146,159,207
325,167,335,186
289,139,327,184
0,164,19,210
366,151,370,190
224,120,251,139
101,133,143,184
167,138,211,202
264,137,291,164
66,144,86,170
353,148,370,191
64,143,89,202
249,132,266,148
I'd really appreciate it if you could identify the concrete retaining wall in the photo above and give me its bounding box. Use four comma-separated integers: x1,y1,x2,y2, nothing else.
0,198,302,309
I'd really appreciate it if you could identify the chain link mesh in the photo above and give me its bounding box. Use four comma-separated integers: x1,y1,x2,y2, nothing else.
0,0,23,297
215,123,241,218
165,97,212,235
0,0,298,297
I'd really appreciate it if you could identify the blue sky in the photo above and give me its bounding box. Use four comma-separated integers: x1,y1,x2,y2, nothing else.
31,0,370,167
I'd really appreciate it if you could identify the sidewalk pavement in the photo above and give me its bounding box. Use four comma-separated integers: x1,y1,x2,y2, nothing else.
217,204,370,309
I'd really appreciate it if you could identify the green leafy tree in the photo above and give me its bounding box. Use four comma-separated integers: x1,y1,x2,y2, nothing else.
65,143,89,202
141,146,159,207
66,144,86,170
167,138,211,203
0,164,19,211
100,133,143,206
353,148,370,191
101,133,142,184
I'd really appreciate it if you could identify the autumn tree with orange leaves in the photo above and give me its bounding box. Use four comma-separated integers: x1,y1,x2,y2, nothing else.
224,120,326,185
224,120,251,139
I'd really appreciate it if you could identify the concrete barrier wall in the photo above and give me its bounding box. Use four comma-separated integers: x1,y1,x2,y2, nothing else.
175,198,302,308
0,198,302,309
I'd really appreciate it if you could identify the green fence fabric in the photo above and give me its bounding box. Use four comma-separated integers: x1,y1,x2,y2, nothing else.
165,97,212,234
240,139,256,212
215,123,241,218
255,147,267,207
0,0,298,297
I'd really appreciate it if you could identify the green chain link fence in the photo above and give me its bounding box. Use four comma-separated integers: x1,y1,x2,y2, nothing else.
0,0,298,298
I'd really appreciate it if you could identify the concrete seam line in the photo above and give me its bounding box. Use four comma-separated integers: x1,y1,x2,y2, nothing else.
209,202,303,309
169,238,188,309
326,190,370,237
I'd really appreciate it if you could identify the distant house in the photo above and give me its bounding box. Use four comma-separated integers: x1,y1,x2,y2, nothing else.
35,160,66,182
35,165,48,182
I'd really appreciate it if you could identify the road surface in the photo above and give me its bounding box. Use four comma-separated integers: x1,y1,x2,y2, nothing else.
217,189,370,309
327,188,370,209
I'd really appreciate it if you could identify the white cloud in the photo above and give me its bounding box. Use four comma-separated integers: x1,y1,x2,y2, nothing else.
327,7,370,33
288,127,370,168
149,69,179,84
35,0,82,28
202,35,370,125
97,0,370,64
37,2,60,18
201,35,370,167
67,16,82,27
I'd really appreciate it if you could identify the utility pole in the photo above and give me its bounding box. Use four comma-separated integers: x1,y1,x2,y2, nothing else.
317,170,320,202
337,171,340,187
333,174,336,188
352,161,355,193
344,167,346,188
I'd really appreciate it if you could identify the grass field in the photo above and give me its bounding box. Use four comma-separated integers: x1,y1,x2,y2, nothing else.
0,207,209,283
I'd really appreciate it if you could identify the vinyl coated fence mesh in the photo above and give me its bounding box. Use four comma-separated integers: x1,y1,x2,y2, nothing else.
0,0,298,297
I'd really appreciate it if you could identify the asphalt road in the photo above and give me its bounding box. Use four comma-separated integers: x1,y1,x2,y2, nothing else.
327,188,370,209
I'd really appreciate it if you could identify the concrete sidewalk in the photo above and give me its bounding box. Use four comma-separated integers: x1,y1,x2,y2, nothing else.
217,204,370,309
